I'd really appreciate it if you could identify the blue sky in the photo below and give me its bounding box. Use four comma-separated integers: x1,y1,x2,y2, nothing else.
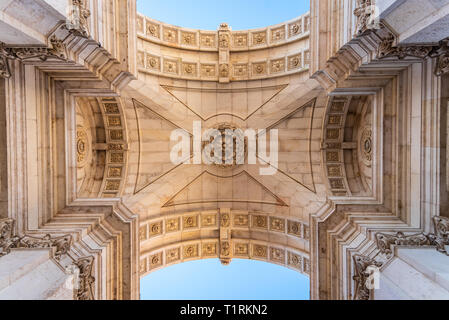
137,0,310,31
141,258,310,300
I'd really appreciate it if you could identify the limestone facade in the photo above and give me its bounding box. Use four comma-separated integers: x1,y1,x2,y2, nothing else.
0,0,448,300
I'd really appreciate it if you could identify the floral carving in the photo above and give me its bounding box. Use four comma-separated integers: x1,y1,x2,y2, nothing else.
0,219,72,261
288,54,302,70
252,32,266,45
289,21,302,37
353,254,382,300
181,32,196,46
200,34,215,47
375,217,449,256
146,22,160,38
376,232,435,257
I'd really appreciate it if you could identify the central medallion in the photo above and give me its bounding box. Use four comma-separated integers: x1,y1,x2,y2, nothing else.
203,123,246,168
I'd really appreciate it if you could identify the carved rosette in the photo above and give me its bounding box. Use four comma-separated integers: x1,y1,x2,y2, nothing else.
352,254,382,300
18,234,72,260
219,33,230,49
434,39,449,76
203,123,246,168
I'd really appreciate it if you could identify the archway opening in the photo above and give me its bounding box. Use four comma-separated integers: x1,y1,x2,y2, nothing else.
140,258,310,300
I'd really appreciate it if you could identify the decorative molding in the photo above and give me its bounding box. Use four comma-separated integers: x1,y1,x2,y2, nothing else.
0,56,10,78
353,0,379,36
352,254,382,300
0,219,72,260
375,232,434,257
0,36,67,78
0,220,95,300
375,216,449,257
374,27,449,77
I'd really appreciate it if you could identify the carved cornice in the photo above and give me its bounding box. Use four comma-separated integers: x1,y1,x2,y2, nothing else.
377,30,434,60
352,254,382,300
0,219,73,260
374,26,449,76
375,216,449,256
0,36,67,79
433,216,449,255
16,234,73,261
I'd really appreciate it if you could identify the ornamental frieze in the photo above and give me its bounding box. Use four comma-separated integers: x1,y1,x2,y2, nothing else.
0,36,67,78
0,219,72,260
375,216,449,256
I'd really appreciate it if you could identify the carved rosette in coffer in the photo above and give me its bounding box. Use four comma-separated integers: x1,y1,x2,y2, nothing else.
322,96,374,197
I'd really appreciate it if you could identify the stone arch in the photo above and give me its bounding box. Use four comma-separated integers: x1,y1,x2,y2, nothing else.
139,209,311,278
74,97,129,199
